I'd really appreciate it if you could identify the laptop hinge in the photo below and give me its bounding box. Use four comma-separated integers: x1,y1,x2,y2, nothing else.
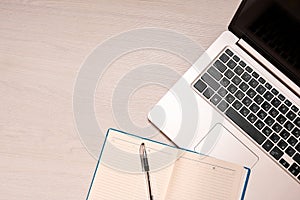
237,39,300,98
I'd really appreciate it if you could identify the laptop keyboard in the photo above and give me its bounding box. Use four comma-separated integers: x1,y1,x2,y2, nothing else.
193,48,300,183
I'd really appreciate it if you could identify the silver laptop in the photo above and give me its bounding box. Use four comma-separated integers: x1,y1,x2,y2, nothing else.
148,0,300,199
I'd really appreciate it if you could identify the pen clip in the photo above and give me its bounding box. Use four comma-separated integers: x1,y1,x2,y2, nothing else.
139,143,150,172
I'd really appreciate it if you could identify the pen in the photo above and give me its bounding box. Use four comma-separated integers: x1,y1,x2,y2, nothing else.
139,143,154,200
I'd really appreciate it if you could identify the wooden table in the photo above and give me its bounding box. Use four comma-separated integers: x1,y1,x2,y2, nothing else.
0,1,239,199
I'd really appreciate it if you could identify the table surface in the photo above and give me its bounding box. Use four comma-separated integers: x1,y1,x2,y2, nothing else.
0,1,239,199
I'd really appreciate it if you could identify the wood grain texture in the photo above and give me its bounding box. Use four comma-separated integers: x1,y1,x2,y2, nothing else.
0,0,239,199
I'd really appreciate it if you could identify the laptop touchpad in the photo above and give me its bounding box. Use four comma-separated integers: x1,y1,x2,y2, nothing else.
195,123,258,168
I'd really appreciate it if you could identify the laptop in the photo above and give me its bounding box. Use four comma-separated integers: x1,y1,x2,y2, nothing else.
148,0,300,199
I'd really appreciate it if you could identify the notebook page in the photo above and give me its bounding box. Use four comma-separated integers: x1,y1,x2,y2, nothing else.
87,130,180,200
87,164,148,200
165,152,245,200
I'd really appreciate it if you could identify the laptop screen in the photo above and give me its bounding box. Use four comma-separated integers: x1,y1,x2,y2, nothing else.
229,0,300,88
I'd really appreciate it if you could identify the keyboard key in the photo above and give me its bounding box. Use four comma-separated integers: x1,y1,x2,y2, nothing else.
217,100,229,112
252,72,259,78
227,59,237,69
270,146,284,160
232,100,242,110
296,143,300,152
220,77,230,87
240,106,250,117
220,53,229,63
232,76,242,85
294,117,300,128
292,127,300,138
214,60,227,73
270,133,280,143
194,79,207,93
210,94,222,105
264,116,275,126
239,61,246,67
291,105,299,113
226,107,266,145
255,120,265,130
269,108,279,118
228,84,237,94
276,114,287,124
254,95,264,105
233,55,240,62
249,78,259,88
208,66,222,81
225,49,233,56
263,91,274,101
242,97,252,106
217,87,228,97
257,110,267,120
279,104,288,114
203,88,214,99
250,103,259,113
271,98,281,108
241,72,251,82
262,127,272,136
247,113,257,123
284,121,294,131
262,140,274,152
265,83,272,89
278,94,285,101
286,146,296,157
235,90,245,100
287,136,297,146
272,123,283,133
279,158,290,168
239,82,249,92
261,101,271,111
293,153,300,165
285,99,292,107
245,66,253,73
271,88,279,95
258,77,266,84
234,66,244,75
256,85,266,95
289,163,300,176
280,129,290,140
225,94,235,104
225,69,234,79
278,139,288,150
201,73,220,91
246,88,256,98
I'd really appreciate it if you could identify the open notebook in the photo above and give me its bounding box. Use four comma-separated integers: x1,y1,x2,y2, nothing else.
87,129,250,200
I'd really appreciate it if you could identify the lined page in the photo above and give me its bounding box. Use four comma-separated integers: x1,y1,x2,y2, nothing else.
165,152,245,200
87,164,148,200
87,130,179,200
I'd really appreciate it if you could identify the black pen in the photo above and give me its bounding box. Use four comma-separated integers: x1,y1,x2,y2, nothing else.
139,143,154,200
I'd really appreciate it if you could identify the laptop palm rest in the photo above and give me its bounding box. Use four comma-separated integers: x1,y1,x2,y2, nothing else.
195,123,259,168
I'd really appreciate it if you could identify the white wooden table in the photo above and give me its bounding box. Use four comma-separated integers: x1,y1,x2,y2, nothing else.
0,1,239,199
